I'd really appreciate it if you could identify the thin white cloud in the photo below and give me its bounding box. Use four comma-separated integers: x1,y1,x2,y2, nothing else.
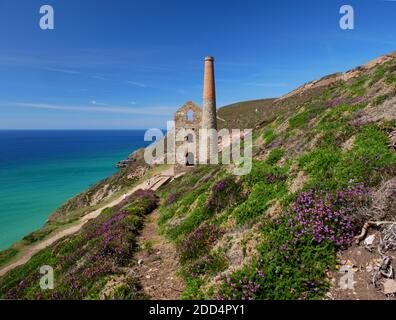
127,81,146,88
45,67,81,74
90,100,108,106
0,102,174,116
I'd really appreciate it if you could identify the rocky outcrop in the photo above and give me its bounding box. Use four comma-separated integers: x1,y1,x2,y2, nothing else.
116,148,146,168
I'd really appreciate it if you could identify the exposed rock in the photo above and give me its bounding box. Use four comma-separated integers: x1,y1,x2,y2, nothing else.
306,132,323,150
289,171,309,194
266,201,283,218
351,95,396,126
127,166,147,180
364,235,376,246
389,130,396,150
116,148,146,168
342,136,356,152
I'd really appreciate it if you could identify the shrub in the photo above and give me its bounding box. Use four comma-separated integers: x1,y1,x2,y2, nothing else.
22,227,56,244
0,248,18,266
0,190,158,299
373,94,389,106
178,224,223,263
216,219,335,300
166,192,183,205
233,161,289,224
347,76,367,97
289,105,324,129
324,97,348,108
333,125,396,187
158,173,214,230
165,193,210,241
385,74,396,86
186,251,228,278
217,184,371,300
266,148,285,165
369,64,387,85
324,96,365,108
206,177,246,214
288,185,371,247
299,125,396,190
263,129,276,145
233,181,288,224
109,278,144,300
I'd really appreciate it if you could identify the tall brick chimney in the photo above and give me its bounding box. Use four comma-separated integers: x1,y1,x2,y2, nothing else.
200,56,218,164
201,56,217,130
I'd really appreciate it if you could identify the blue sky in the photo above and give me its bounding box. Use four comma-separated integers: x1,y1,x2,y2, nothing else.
0,0,395,129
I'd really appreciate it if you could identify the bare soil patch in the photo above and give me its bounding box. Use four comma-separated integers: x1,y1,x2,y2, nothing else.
132,210,184,300
327,233,396,300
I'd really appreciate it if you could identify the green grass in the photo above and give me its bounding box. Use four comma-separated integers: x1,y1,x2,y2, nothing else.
263,128,276,145
22,226,58,244
0,248,19,266
165,193,211,241
386,74,396,86
0,191,158,300
158,60,396,300
162,58,396,300
369,64,387,86
373,94,389,106
289,105,324,129
299,124,396,190
217,99,276,130
347,75,367,98
180,250,228,300
266,148,285,165
141,240,154,254
232,160,289,224
217,218,336,300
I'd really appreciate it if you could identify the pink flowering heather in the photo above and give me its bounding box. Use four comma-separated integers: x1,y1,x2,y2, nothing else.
288,184,371,247
179,224,223,262
324,96,365,108
1,189,158,300
216,269,264,300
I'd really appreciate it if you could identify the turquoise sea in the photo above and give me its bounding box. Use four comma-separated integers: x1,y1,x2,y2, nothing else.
0,130,149,251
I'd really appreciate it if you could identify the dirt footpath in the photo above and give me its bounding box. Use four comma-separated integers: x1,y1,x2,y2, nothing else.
133,210,184,300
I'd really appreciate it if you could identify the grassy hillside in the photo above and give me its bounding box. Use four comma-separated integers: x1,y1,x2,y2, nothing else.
0,190,158,299
155,53,396,299
0,52,395,300
217,99,276,130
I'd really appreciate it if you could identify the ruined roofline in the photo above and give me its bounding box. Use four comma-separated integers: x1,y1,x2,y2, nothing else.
173,101,202,117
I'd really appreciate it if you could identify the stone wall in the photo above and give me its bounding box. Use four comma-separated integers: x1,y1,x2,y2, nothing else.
174,101,202,174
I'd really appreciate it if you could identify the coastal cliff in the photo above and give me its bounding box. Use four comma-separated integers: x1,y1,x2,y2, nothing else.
0,52,395,300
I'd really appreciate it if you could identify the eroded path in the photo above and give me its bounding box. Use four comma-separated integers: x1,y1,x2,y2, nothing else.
0,167,175,278
133,210,184,299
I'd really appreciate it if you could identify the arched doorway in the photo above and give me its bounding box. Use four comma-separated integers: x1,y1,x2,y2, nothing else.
185,133,194,143
185,152,195,166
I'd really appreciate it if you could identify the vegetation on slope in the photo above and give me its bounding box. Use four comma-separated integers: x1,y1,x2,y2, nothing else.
0,53,395,300
0,190,158,299
156,55,396,300
218,99,276,130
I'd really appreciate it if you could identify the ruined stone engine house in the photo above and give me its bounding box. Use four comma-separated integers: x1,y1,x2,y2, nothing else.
174,57,218,174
